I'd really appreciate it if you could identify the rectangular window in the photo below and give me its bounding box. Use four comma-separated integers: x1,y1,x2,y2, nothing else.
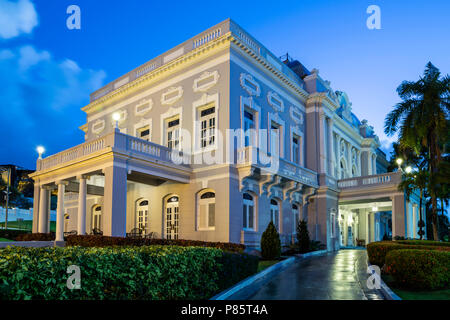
331,212,336,238
244,109,255,147
137,125,150,141
270,123,280,156
292,135,300,164
199,106,216,149
166,117,180,150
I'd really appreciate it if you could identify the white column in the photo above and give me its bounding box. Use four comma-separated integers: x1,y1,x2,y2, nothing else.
357,150,362,176
55,181,67,242
327,118,334,176
77,176,87,235
319,113,327,173
372,154,377,175
347,142,352,176
368,151,373,175
38,186,49,233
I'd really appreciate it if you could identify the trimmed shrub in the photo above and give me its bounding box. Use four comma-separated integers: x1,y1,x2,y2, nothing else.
0,229,30,240
385,249,450,290
64,235,245,253
366,241,450,267
296,219,310,253
260,221,281,260
216,251,259,291
395,240,450,247
15,232,55,241
0,246,258,300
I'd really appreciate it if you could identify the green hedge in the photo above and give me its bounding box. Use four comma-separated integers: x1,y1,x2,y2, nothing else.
0,229,30,240
0,246,258,300
395,240,450,247
15,232,55,241
385,249,450,290
63,235,245,253
366,241,450,267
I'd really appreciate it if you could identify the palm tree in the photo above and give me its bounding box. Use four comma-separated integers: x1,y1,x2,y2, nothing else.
385,62,450,240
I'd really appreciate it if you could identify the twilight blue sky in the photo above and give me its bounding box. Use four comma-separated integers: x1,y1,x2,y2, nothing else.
0,0,449,169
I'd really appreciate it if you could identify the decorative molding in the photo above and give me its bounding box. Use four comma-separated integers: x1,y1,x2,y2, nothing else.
240,73,260,96
91,119,105,135
193,70,220,92
135,99,153,116
161,86,183,105
289,106,304,125
267,91,284,112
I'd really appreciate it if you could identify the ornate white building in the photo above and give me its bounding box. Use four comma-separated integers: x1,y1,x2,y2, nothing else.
29,19,425,249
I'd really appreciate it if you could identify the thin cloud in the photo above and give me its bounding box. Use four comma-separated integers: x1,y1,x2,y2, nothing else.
0,0,38,39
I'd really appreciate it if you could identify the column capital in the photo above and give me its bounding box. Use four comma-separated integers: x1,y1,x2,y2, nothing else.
77,174,90,180
56,180,69,186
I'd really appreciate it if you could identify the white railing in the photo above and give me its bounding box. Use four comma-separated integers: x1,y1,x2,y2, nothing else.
39,136,107,171
193,28,222,49
338,172,399,189
237,146,318,187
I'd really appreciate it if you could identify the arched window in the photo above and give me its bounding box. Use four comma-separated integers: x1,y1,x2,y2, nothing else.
136,200,149,232
270,199,280,231
340,160,346,179
198,190,215,230
166,196,179,240
243,193,255,230
292,204,299,234
92,205,102,231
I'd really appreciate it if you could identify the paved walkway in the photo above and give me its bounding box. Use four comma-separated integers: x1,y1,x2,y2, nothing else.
231,249,384,300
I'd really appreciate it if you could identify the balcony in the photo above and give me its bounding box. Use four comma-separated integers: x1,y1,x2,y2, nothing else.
34,131,191,181
236,146,318,188
337,172,401,190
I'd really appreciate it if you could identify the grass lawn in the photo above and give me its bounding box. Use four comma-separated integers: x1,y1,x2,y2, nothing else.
382,274,450,300
0,220,56,232
0,238,13,242
257,260,283,273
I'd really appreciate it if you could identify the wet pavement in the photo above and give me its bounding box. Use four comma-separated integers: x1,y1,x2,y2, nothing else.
231,249,385,300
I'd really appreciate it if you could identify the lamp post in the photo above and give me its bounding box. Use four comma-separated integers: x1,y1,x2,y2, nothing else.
1,167,11,230
396,158,403,172
112,112,121,130
37,146,45,160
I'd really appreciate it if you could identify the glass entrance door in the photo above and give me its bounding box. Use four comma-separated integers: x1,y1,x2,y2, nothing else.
166,196,179,240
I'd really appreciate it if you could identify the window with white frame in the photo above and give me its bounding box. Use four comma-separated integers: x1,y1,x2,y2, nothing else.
270,122,281,156
243,109,255,147
166,117,180,150
292,134,300,164
198,191,215,230
199,105,216,149
270,199,280,231
330,211,336,238
292,204,299,234
243,193,255,230
136,125,151,141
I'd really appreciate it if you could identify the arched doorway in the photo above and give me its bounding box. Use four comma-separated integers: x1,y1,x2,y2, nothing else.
166,196,179,240
92,205,102,232
136,200,149,233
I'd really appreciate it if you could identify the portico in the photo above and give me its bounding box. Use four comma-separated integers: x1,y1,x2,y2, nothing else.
30,129,191,238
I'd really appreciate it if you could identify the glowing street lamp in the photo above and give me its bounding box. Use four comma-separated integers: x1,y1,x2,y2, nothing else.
405,166,412,174
112,112,121,129
37,146,45,159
